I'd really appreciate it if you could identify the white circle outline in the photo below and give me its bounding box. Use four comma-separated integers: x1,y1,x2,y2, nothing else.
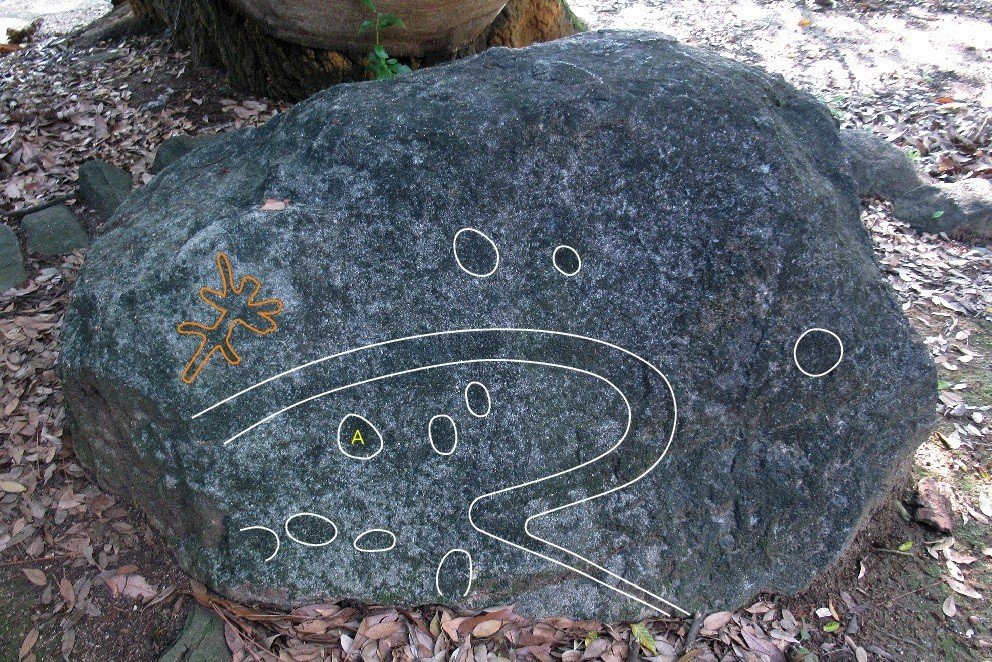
428,414,459,456
793,328,844,377
284,512,338,548
464,381,491,418
552,245,582,276
336,413,384,460
452,227,500,278
239,525,280,562
353,528,397,553
435,548,473,598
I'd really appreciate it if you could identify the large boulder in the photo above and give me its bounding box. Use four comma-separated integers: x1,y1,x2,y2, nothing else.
839,128,925,200
0,224,26,291
893,178,992,242
59,31,935,621
22,205,89,256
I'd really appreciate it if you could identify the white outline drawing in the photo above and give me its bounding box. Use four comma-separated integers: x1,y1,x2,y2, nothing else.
464,381,491,418
552,245,582,277
435,548,473,598
429,414,459,456
284,512,338,547
336,413,384,460
193,328,687,616
239,525,280,562
793,328,844,378
353,528,398,553
452,227,499,278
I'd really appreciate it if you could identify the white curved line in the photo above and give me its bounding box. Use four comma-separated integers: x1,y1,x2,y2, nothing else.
435,548,473,598
463,381,491,418
793,327,844,377
284,512,338,547
552,245,582,276
428,414,459,456
336,413,384,461
195,328,686,615
221,358,611,446
192,328,666,419
353,529,397,553
452,227,499,278
239,525,280,562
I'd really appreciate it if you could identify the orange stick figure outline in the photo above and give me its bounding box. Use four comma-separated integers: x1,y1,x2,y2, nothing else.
177,252,284,385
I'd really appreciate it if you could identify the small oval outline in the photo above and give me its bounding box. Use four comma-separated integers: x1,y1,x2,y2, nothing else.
464,381,491,418
793,328,844,378
552,244,582,277
453,227,500,278
337,413,384,460
239,525,280,562
428,414,459,456
284,512,338,548
435,548,474,598
353,528,397,553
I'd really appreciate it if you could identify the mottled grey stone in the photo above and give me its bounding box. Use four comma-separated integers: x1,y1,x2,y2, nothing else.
893,178,992,241
159,606,231,662
22,205,89,256
152,135,212,174
0,224,26,291
59,31,935,621
839,128,925,200
77,158,132,220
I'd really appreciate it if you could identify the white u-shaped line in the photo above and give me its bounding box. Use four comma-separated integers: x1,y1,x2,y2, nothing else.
195,328,686,616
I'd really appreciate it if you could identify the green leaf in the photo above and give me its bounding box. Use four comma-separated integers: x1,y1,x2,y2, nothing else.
359,0,376,11
373,44,389,59
931,210,945,219
898,540,914,552
358,19,374,34
394,63,412,74
379,14,406,29
630,622,657,655
583,631,599,647
823,620,841,633
938,379,952,390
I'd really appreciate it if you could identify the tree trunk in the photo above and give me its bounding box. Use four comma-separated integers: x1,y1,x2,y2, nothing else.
147,0,584,101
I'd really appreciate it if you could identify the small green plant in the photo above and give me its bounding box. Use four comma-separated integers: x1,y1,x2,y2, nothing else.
905,147,921,161
358,0,411,80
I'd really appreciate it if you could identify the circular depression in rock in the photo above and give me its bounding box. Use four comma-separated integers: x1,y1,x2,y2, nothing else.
464,381,491,417
284,513,338,547
453,227,499,277
552,245,581,276
429,414,459,455
793,328,844,377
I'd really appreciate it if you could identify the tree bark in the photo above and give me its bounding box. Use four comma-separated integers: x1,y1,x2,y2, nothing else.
148,0,584,101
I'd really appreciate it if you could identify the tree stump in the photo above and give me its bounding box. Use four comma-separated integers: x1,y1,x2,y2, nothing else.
147,0,584,101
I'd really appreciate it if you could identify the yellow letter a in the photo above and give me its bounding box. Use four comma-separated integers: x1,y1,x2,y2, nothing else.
350,429,365,446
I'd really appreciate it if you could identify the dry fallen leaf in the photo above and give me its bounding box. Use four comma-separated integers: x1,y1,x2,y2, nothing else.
105,573,158,601
471,619,503,638
19,627,38,660
260,198,289,211
945,576,984,600
701,611,732,632
943,595,957,617
22,568,46,586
